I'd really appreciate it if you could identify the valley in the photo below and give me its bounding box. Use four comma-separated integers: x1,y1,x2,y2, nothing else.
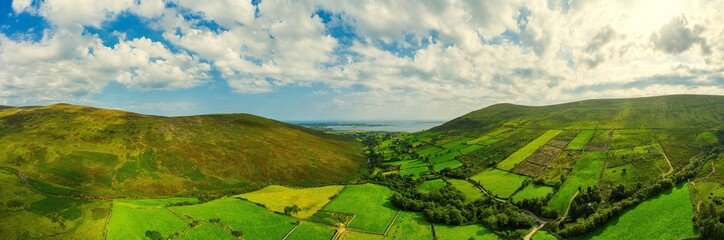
0,95,722,239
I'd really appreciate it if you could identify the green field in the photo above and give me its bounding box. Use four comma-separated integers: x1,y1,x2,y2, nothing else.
467,127,512,145
170,198,298,240
322,184,398,233
433,160,464,171
471,169,529,198
385,159,430,176
548,151,605,213
449,179,485,202
532,230,559,240
434,224,502,240
386,212,433,239
178,223,233,240
461,144,485,154
286,222,336,240
236,185,344,219
566,130,596,150
497,130,563,170
107,198,199,240
417,146,445,156
578,184,697,239
511,183,555,202
419,179,447,193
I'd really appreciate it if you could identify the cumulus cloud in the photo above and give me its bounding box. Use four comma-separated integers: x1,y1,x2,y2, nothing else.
651,16,710,55
1,0,722,118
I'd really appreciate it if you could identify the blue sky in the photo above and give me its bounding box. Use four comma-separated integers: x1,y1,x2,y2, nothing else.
0,0,722,121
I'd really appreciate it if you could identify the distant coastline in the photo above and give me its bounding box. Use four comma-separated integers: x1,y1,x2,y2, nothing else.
291,120,445,132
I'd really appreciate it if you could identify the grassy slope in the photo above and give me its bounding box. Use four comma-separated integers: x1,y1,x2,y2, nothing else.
548,151,605,213
432,95,724,133
471,169,529,198
577,184,697,240
0,104,364,196
497,130,562,170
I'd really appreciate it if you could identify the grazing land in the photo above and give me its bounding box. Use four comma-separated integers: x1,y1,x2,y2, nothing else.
548,151,605,213
449,179,486,202
322,184,398,233
511,184,555,202
236,185,344,219
471,169,529,198
286,221,336,240
566,130,596,151
434,224,502,240
385,212,433,239
107,198,199,240
577,184,697,240
497,130,563,170
419,179,447,193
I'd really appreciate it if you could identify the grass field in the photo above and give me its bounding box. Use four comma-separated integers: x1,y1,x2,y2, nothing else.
236,185,344,219
435,224,502,240
178,223,233,240
419,179,447,193
566,130,596,150
449,179,485,202
461,144,485,154
322,184,398,233
497,130,563,170
286,221,336,240
386,211,433,239
417,146,445,156
532,230,559,240
385,159,431,176
107,198,199,240
467,127,512,145
433,160,464,171
577,184,697,239
340,231,383,240
548,151,605,213
170,197,298,240
471,169,529,198
511,184,555,202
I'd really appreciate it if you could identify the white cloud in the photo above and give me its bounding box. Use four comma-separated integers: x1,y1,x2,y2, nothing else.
11,0,32,13
1,0,723,119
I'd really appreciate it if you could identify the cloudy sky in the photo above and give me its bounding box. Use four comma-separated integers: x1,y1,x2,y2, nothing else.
0,0,722,121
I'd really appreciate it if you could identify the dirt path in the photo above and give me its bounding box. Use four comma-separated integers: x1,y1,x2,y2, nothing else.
523,223,545,240
559,190,579,223
655,143,674,177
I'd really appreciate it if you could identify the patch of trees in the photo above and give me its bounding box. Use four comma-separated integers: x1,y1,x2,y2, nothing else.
696,203,724,239
515,195,558,220
553,147,720,238
370,174,532,238
284,205,301,216
568,186,602,220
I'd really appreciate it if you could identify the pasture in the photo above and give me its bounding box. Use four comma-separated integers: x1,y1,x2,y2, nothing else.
497,130,563,170
107,198,198,240
236,185,344,219
467,127,512,145
433,160,464,171
178,223,233,240
566,130,595,151
170,197,298,240
286,221,336,240
449,179,485,202
511,184,555,202
434,224,502,240
471,169,529,198
532,230,558,240
322,184,398,233
386,212,433,239
419,179,447,193
577,184,697,240
548,151,604,213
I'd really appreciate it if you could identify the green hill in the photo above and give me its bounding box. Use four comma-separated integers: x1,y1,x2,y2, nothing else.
433,94,724,133
0,104,364,196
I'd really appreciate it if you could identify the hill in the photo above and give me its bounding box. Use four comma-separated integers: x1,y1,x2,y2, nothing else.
432,94,724,133
0,104,364,196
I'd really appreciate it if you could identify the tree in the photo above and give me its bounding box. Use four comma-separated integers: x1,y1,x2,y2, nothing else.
284,205,301,216
144,230,163,240
231,230,244,238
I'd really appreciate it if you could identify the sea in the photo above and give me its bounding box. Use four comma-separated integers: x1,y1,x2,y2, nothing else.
291,120,446,133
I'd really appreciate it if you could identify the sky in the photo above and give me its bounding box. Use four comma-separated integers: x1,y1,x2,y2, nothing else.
0,0,722,121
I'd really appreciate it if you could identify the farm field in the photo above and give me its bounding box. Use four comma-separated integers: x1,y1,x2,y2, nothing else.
548,151,605,213
236,185,344,219
539,151,581,184
532,230,559,240
467,127,512,145
419,179,447,193
577,184,697,239
340,231,384,240
497,130,563,170
322,184,398,233
384,159,430,177
385,211,433,239
286,221,336,240
107,198,199,240
566,130,596,150
434,224,502,240
177,223,233,240
170,197,298,240
449,179,486,202
511,183,555,202
461,144,485,154
433,160,464,171
471,169,529,198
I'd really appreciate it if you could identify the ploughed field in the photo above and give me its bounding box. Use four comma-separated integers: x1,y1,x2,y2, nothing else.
1,95,722,239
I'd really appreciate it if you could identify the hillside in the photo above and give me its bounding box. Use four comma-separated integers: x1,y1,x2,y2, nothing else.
433,95,724,133
0,104,364,196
